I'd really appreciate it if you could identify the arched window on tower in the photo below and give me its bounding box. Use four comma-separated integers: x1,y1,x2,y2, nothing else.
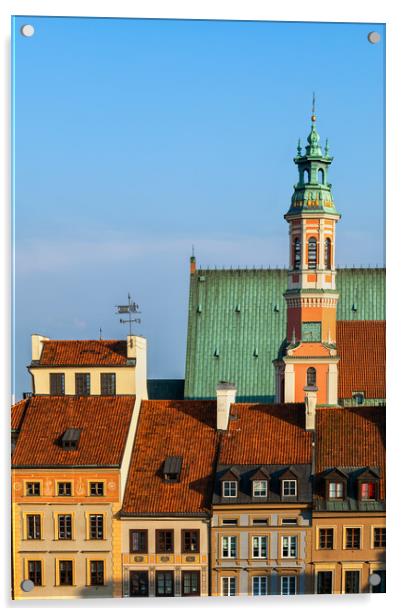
318,168,325,184
325,238,331,269
303,169,310,184
306,367,316,387
308,238,317,269
293,238,301,270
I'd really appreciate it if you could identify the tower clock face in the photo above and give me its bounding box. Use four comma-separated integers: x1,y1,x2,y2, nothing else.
301,322,322,342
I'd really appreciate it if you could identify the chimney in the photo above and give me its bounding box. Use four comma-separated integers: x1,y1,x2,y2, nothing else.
31,334,50,362
216,381,236,431
127,335,148,399
304,385,318,431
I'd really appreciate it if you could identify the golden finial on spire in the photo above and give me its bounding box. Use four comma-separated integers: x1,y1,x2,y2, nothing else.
311,92,316,122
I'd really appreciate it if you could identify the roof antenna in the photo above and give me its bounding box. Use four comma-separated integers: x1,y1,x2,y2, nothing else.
116,293,141,347
99,327,103,340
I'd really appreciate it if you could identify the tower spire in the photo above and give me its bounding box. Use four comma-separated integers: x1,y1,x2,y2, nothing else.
312,91,316,122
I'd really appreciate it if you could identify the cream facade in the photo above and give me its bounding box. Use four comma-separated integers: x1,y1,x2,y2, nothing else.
119,517,209,597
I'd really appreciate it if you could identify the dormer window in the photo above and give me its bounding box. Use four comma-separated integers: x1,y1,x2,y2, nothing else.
282,480,297,497
253,480,268,498
163,456,182,483
61,428,81,451
222,481,237,498
328,481,344,499
356,469,380,501
360,482,377,500
323,468,348,500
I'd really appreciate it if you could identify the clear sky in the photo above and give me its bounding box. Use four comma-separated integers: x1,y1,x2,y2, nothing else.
12,16,385,398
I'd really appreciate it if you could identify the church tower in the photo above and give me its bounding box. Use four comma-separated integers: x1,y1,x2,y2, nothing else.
275,100,341,405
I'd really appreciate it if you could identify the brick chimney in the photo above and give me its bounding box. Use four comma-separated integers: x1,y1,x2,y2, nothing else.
216,381,236,431
31,334,50,362
304,385,318,431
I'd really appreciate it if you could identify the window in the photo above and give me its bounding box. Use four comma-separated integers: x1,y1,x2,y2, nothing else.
353,392,365,405
222,519,238,526
253,480,268,497
302,321,321,342
50,373,65,395
222,577,236,596
345,570,360,593
26,514,41,540
318,168,325,184
89,514,104,540
222,481,237,497
345,528,361,549
89,482,104,496
328,482,344,499
155,571,174,597
282,480,297,497
281,536,297,558
252,518,269,526
222,536,237,558
182,530,200,553
360,482,376,500
61,429,81,450
282,518,297,526
75,372,90,395
26,482,40,496
293,238,301,270
319,528,334,549
57,482,72,496
373,528,386,548
156,529,174,553
58,514,72,540
100,373,116,395
306,367,316,387
182,571,200,596
253,576,268,596
308,237,317,269
281,576,296,595
59,560,73,586
252,536,268,559
89,561,104,586
130,530,148,553
28,560,42,586
324,238,331,269
317,571,332,594
303,169,310,184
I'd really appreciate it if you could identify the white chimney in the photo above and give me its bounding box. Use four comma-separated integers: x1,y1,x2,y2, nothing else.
216,381,236,431
304,385,318,431
127,335,148,400
31,334,50,362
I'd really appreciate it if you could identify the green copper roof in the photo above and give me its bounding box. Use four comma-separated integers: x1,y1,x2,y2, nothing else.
184,267,385,401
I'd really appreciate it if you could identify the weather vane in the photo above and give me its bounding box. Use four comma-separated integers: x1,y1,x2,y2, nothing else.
115,293,141,343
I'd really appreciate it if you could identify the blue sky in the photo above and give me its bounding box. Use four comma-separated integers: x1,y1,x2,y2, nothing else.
12,17,385,398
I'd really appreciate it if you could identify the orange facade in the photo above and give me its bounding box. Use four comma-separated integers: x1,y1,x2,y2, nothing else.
287,305,337,343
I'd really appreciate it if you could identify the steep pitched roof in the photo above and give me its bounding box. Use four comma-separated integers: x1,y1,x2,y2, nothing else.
315,407,385,499
12,395,135,467
11,398,30,431
122,400,219,515
218,404,312,465
185,267,385,401
35,339,128,366
337,321,385,399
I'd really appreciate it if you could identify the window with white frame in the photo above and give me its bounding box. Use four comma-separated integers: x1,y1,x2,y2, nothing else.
253,576,268,596
221,576,236,596
328,481,344,499
222,536,237,558
281,575,296,595
282,479,297,497
281,535,297,558
253,480,268,497
252,535,268,559
222,481,237,498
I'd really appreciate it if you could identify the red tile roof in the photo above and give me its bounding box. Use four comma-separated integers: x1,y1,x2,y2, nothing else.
218,404,312,465
337,321,385,399
122,400,219,514
12,395,135,467
36,340,128,366
11,399,30,431
315,406,385,498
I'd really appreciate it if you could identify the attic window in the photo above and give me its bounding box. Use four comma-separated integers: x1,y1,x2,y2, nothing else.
163,456,182,483
353,392,365,405
61,428,81,450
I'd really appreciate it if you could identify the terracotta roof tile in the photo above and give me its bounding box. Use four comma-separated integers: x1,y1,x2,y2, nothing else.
315,406,385,498
12,395,135,467
122,400,219,514
37,340,127,366
218,404,312,465
11,399,30,431
338,321,385,399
